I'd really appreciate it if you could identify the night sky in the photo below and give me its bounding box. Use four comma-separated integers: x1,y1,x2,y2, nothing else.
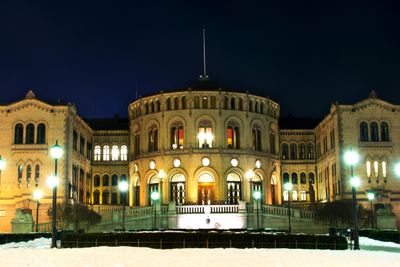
1,0,399,119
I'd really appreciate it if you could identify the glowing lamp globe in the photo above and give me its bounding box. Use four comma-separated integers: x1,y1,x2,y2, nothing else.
284,182,292,191
50,141,63,159
344,150,359,166
245,170,254,180
33,189,43,200
367,192,375,201
151,191,160,201
118,180,129,192
0,156,5,171
395,163,400,177
253,191,261,200
350,176,361,188
46,175,59,189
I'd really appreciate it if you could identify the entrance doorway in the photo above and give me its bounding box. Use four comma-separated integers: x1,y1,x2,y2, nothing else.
198,183,214,205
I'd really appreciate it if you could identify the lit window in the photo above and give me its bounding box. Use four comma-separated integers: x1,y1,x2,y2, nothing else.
227,124,240,149
103,145,110,161
121,145,128,161
373,161,379,178
198,120,213,148
292,191,298,201
94,145,101,161
283,191,289,201
26,164,31,187
300,190,307,201
171,122,184,149
17,164,23,188
111,145,119,161
366,161,371,178
382,161,387,178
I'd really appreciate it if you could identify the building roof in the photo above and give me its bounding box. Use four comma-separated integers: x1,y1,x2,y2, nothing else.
279,116,321,130
85,116,129,131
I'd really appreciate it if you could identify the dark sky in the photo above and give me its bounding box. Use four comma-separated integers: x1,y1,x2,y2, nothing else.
1,0,400,118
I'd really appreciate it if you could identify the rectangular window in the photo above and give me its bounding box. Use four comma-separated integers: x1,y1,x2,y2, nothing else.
300,190,307,201
80,136,85,155
73,130,78,151
283,191,289,201
292,191,298,201
198,127,213,148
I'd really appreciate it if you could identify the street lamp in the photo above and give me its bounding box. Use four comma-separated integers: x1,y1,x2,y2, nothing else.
33,189,43,232
367,192,375,228
284,182,292,233
0,156,5,193
246,170,255,204
253,190,261,230
395,163,400,178
49,141,63,248
151,191,160,230
158,170,166,229
118,180,129,231
345,148,360,250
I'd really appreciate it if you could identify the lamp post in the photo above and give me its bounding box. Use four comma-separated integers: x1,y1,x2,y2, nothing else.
284,182,292,233
345,148,360,250
395,163,400,178
118,180,129,231
253,190,261,230
151,191,160,230
246,170,255,204
367,192,375,228
33,189,43,232
49,141,63,248
0,156,5,192
158,170,166,229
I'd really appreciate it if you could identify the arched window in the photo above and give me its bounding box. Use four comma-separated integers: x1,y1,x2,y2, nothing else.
210,96,216,109
227,123,240,149
102,175,109,186
111,145,119,161
26,123,34,144
102,190,109,205
380,122,389,141
255,102,259,113
238,98,243,111
14,124,24,144
373,161,379,178
223,96,228,109
230,98,236,110
174,97,179,110
26,164,31,187
261,103,265,114
144,103,149,114
120,145,128,161
93,175,100,187
155,100,160,112
194,96,200,108
307,143,314,159
94,145,101,161
103,145,110,161
17,164,23,187
309,173,315,184
252,125,262,151
198,120,213,148
227,173,241,204
370,122,379,141
111,174,118,186
382,161,387,178
281,144,289,159
149,102,154,113
133,131,140,159
148,174,160,204
269,130,276,154
300,172,307,184
166,98,171,111
202,96,208,108
181,96,187,109
360,121,369,141
249,100,253,112
170,173,186,205
171,122,184,149
299,144,306,159
35,165,40,186
291,173,298,184
290,144,297,159
121,174,127,181
148,126,158,152
93,190,100,204
37,123,46,144
283,172,289,184
366,161,371,178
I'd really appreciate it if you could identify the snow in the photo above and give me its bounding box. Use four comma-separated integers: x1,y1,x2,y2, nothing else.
0,237,398,267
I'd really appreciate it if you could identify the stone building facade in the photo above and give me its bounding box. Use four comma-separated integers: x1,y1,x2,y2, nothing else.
0,89,399,232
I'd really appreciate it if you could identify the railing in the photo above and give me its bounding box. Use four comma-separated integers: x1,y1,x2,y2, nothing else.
37,222,52,232
262,205,294,217
176,205,239,214
124,206,153,218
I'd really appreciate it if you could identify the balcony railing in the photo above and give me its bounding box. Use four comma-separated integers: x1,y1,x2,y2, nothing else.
176,205,239,214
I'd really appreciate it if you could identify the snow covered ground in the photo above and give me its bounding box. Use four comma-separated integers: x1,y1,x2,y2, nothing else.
0,237,398,267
